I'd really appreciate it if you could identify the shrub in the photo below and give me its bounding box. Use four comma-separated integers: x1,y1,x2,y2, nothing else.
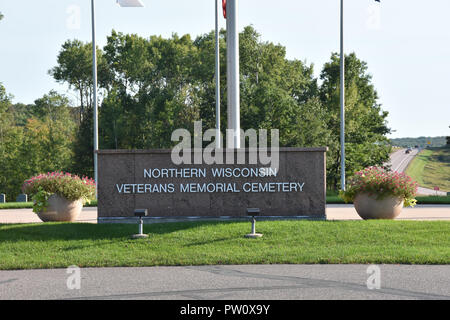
22,172,96,212
340,167,418,207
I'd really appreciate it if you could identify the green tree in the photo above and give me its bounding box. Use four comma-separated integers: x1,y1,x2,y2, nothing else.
0,83,25,200
238,26,325,147
29,91,76,172
49,40,108,123
319,53,391,189
0,88,77,200
49,40,108,178
47,26,390,185
192,26,326,148
9,103,33,127
0,83,14,144
71,106,94,178
101,31,200,149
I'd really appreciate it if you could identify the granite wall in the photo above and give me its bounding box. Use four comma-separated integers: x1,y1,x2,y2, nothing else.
97,148,327,220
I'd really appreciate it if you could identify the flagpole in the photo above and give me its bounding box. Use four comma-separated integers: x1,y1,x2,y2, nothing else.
340,0,346,191
226,0,240,149
91,0,99,194
215,0,221,148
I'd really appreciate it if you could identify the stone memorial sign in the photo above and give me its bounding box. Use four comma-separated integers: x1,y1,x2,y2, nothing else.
97,148,327,221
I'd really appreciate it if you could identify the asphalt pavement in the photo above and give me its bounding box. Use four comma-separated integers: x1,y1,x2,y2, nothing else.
0,265,449,300
389,148,420,173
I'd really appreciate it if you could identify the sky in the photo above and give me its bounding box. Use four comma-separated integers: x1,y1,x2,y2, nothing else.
0,0,449,139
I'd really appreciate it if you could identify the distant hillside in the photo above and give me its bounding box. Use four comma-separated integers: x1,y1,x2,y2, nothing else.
390,136,447,148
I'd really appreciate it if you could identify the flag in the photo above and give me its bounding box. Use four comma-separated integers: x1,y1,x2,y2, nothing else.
223,0,227,19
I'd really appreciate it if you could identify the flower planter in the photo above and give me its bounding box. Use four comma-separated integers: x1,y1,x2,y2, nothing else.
353,193,404,220
37,194,83,222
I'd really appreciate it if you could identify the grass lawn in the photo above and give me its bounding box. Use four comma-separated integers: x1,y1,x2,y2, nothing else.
406,147,450,192
0,202,34,209
326,195,450,204
415,196,450,204
0,220,449,270
0,200,98,210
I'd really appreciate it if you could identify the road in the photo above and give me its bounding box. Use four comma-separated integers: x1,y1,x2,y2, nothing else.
389,148,420,173
388,148,447,196
0,265,448,300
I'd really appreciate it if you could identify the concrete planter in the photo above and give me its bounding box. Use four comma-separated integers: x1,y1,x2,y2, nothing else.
353,193,404,220
37,194,83,222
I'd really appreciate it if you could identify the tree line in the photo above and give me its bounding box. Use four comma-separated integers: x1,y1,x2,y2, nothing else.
0,26,391,200
390,137,448,148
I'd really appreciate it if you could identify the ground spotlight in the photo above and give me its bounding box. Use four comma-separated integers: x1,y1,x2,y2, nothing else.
131,209,149,239
245,208,263,238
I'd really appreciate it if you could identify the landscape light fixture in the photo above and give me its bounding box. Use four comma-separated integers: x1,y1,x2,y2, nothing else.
245,208,263,238
131,209,149,239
